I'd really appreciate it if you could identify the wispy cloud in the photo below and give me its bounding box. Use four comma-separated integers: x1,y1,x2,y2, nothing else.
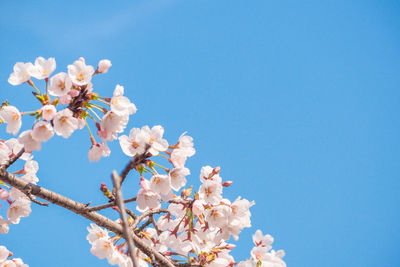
28,0,176,52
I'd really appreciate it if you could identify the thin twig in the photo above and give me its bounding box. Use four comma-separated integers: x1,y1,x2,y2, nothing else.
112,171,138,267
4,148,25,169
131,209,168,230
126,208,137,220
149,215,162,235
87,197,137,212
135,219,152,234
27,193,49,206
119,145,151,186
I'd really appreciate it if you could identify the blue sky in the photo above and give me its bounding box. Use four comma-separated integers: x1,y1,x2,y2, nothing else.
1,1,400,266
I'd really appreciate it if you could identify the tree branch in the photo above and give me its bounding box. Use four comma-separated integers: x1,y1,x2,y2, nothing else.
0,167,175,267
119,146,150,186
111,171,138,267
87,197,137,212
131,208,168,230
4,148,25,169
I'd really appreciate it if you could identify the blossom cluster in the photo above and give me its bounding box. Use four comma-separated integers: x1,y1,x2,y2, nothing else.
0,138,38,234
0,246,28,267
237,230,286,267
0,57,286,267
86,123,286,266
3,56,134,162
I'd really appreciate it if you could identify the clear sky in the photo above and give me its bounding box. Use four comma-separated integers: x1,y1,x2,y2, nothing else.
1,1,399,266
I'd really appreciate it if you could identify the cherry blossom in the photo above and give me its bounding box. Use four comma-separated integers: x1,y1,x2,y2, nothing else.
48,72,72,96
0,106,22,135
136,179,161,212
88,143,111,162
18,130,41,153
41,105,57,121
31,121,54,142
110,85,137,116
30,57,56,80
8,62,34,86
53,109,78,138
0,57,286,267
67,59,95,86
6,198,31,224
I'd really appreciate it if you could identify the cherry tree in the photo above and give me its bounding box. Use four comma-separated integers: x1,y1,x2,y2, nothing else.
0,57,286,267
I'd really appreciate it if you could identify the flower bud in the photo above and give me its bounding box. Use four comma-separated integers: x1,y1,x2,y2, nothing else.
97,59,112,74
68,89,79,97
222,180,233,187
0,188,9,200
59,94,72,105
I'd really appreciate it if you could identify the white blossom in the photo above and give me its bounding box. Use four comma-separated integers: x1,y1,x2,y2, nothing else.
87,223,109,244
18,130,41,153
142,125,168,156
0,216,10,234
41,105,57,121
118,127,149,156
30,57,56,80
0,106,22,135
110,85,137,116
150,174,171,196
88,143,110,162
31,121,54,142
136,179,161,212
7,198,31,224
0,246,9,261
48,72,72,96
8,62,34,85
53,109,78,138
67,59,94,86
199,179,223,205
90,238,115,260
169,167,190,191
100,111,129,141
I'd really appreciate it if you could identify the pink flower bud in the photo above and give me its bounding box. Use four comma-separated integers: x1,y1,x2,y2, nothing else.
225,243,236,250
68,89,79,97
59,94,72,105
97,59,112,73
213,166,221,174
222,180,233,187
0,189,9,200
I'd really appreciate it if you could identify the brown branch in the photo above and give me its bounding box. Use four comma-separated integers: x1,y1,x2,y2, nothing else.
149,214,162,235
4,148,25,169
118,145,151,188
168,198,191,206
126,208,137,219
131,208,168,230
112,171,138,267
135,219,152,234
0,167,175,267
87,197,137,212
